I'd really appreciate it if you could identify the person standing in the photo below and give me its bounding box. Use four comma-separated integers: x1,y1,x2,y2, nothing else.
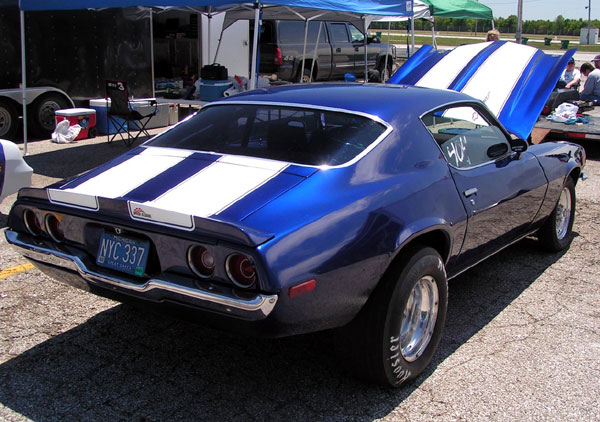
580,62,600,103
592,55,600,69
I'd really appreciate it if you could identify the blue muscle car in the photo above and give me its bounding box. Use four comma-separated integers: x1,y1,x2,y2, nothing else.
5,43,587,387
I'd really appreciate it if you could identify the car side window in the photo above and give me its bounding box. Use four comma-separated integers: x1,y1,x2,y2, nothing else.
329,23,350,43
421,105,511,169
348,25,364,43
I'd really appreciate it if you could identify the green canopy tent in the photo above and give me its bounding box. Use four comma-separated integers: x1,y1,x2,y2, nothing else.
421,0,493,21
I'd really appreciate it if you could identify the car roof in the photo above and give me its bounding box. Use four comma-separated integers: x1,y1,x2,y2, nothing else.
215,83,478,124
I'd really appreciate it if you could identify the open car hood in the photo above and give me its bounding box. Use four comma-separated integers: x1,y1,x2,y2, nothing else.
388,41,575,140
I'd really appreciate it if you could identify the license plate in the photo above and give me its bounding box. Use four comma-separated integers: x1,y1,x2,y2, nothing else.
96,232,150,277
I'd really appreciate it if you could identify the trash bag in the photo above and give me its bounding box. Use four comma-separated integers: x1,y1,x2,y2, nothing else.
551,102,579,122
51,119,81,144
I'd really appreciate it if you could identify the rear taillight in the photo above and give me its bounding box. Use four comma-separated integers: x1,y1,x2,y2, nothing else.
45,214,64,242
188,245,215,278
274,47,283,66
23,209,42,236
226,253,257,288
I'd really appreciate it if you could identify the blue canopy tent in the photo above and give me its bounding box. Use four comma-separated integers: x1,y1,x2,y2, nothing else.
17,0,412,153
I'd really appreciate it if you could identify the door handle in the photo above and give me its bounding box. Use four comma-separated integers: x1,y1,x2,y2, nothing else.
464,188,478,197
355,47,359,51
336,48,341,52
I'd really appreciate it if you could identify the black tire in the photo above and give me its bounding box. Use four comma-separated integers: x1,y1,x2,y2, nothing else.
0,99,19,139
88,126,97,138
31,94,70,137
336,247,448,387
538,177,576,252
378,59,393,82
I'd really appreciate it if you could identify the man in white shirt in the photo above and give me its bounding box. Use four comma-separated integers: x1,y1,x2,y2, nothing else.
558,58,580,89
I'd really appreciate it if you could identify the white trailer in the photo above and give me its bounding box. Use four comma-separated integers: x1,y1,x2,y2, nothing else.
0,87,75,139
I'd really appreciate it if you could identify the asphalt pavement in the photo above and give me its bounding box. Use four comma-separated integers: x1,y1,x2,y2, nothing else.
0,131,599,421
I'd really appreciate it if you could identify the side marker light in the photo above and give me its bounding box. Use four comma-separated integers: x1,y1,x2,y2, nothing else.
288,279,316,299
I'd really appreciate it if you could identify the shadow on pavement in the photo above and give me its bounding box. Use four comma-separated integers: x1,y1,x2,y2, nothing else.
23,136,149,180
0,238,568,421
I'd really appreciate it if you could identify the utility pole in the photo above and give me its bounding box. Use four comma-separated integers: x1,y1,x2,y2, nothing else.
587,0,591,44
516,0,523,44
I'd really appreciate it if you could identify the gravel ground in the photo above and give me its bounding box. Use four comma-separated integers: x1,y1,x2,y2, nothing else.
0,133,598,422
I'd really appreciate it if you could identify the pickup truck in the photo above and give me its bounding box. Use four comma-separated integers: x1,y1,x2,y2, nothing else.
257,20,396,82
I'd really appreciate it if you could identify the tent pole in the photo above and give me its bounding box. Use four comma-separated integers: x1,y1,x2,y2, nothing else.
431,19,437,49
207,13,212,64
213,17,225,63
249,3,260,90
20,10,27,155
363,17,368,83
149,8,155,97
309,21,323,83
383,21,390,82
410,17,415,57
300,19,309,82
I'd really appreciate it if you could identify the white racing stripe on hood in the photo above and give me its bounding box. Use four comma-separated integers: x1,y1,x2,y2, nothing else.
48,147,193,210
128,155,289,229
459,42,536,116
416,42,490,89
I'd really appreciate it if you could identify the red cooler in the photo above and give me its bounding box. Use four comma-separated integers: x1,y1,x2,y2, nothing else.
55,108,97,140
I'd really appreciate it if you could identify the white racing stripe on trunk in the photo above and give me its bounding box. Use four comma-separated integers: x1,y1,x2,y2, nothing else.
48,148,193,209
416,42,490,89
459,42,536,116
141,155,289,220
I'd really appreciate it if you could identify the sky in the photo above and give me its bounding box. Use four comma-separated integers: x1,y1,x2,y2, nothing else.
478,0,600,21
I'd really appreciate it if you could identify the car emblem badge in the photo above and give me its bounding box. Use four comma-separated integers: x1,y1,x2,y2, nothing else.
133,207,152,218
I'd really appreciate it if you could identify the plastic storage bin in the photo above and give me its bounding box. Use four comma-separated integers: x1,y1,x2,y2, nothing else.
198,79,232,101
55,108,97,140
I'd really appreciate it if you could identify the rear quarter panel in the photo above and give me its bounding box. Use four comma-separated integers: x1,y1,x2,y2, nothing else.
528,141,585,225
243,121,468,332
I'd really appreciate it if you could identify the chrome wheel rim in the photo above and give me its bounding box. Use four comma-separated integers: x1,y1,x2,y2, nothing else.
555,187,572,240
38,100,61,132
0,107,11,137
400,275,439,362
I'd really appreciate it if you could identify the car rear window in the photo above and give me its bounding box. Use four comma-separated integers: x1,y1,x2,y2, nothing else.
278,21,329,43
147,104,387,166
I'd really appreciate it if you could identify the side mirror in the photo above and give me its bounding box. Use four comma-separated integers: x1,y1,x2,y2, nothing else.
509,138,528,159
487,142,509,159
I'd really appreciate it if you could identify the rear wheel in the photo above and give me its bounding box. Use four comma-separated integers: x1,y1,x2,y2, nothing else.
296,67,312,83
0,99,19,139
538,177,576,252
337,247,448,387
31,94,70,137
378,60,393,82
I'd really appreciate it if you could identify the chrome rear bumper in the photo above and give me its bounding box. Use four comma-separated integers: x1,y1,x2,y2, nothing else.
5,230,278,321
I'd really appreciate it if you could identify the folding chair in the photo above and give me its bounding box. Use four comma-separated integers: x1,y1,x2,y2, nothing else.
105,80,158,146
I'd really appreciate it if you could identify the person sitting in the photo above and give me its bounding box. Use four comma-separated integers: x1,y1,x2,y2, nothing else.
557,58,581,89
486,29,500,42
580,62,600,103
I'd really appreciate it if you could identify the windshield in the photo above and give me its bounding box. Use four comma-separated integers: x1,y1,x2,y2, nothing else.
147,104,387,166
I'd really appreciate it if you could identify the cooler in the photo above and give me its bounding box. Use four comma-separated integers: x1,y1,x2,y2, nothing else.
89,99,126,135
198,79,232,101
55,108,97,140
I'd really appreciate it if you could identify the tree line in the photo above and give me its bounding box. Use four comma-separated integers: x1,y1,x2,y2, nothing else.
371,16,600,36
